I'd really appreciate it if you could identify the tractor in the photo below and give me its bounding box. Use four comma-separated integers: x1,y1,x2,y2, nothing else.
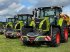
5,17,18,38
5,14,33,38
20,6,69,47
0,22,6,34
15,14,33,38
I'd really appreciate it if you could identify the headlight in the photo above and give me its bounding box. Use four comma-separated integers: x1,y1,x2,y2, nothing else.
27,32,39,37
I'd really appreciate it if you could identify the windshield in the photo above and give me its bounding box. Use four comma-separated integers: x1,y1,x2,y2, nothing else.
37,9,55,18
18,16,27,21
28,16,32,22
44,9,55,16
8,19,15,22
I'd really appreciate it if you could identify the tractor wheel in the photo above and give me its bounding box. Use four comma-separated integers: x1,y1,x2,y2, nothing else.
49,28,60,47
61,21,68,43
23,41,30,46
35,41,41,46
61,28,68,42
0,32,3,35
68,25,70,37
6,35,9,38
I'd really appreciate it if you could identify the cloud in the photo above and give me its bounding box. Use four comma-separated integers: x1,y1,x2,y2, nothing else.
0,0,70,16
0,0,28,16
0,0,70,17
28,0,70,16
18,6,34,14
0,2,24,15
28,0,70,7
0,0,20,10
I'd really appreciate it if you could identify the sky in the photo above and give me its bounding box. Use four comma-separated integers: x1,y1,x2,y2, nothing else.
0,0,70,22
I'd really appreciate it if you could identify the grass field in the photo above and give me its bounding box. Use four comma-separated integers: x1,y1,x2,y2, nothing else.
0,35,70,52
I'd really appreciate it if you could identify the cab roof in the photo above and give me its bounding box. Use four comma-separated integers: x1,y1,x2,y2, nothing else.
38,6,62,9
17,14,33,16
37,6,62,12
8,18,18,19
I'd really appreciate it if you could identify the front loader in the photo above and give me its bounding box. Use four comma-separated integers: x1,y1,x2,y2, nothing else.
20,6,69,47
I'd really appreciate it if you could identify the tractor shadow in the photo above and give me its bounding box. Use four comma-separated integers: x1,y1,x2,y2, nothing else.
21,44,59,48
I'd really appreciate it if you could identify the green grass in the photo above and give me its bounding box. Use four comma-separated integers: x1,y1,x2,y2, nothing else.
0,35,70,52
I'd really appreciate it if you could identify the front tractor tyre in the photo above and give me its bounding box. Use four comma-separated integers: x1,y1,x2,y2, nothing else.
48,28,60,47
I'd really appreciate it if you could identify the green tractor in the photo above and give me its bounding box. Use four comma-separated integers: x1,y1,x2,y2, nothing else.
0,22,6,34
5,14,33,38
20,6,68,47
15,14,33,38
5,17,18,38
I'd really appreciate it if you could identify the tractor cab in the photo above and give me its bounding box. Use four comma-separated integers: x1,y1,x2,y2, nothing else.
6,18,15,23
33,6,62,26
6,17,18,24
21,6,63,36
15,14,33,30
6,17,18,29
33,6,62,17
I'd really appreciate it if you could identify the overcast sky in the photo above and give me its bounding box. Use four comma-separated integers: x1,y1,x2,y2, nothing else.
0,0,70,22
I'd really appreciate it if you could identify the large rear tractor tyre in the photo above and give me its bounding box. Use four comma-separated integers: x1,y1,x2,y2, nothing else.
48,28,60,47
61,21,68,43
68,25,70,37
61,28,68,43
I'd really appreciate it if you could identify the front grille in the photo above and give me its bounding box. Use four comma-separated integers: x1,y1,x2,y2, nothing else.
28,37,35,41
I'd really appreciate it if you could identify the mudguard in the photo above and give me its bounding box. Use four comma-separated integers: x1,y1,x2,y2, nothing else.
15,21,24,30
39,17,50,31
57,18,63,26
29,20,35,27
6,22,13,28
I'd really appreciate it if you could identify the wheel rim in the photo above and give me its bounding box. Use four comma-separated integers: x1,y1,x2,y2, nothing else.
56,32,60,44
64,28,68,41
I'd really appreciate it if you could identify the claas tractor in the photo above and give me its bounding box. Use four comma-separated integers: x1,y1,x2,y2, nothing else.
5,17,18,38
0,22,6,34
15,14,33,38
20,6,69,47
5,14,33,38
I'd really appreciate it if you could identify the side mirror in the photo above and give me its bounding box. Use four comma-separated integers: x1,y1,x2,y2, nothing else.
32,11,34,15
